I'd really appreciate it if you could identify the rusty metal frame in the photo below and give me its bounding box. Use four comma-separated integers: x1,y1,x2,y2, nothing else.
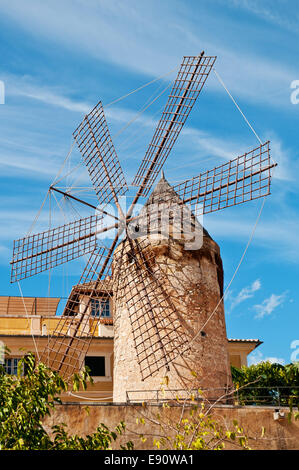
132,53,216,198
174,141,276,216
10,215,119,283
73,101,128,211
39,237,117,379
11,215,99,283
113,237,192,380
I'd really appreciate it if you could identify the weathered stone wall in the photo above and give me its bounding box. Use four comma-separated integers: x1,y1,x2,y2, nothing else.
113,231,231,402
44,403,299,450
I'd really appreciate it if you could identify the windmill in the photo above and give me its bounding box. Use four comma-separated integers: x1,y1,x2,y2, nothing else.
10,52,276,386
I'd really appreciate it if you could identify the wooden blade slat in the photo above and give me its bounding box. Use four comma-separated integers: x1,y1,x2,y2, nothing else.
173,141,276,216
132,54,216,197
78,244,113,286
73,101,128,207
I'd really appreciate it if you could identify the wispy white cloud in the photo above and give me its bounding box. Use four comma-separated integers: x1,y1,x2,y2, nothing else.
173,129,296,185
204,206,299,264
4,71,164,129
265,134,296,182
248,349,285,365
179,127,249,162
253,292,287,319
0,0,297,110
14,86,90,114
0,209,70,240
0,244,11,264
4,73,91,114
0,152,61,178
225,0,299,35
230,279,261,310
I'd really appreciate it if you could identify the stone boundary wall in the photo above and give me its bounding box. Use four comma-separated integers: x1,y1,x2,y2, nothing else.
43,403,299,450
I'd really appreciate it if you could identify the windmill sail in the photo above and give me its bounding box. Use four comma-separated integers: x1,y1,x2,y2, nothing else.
174,141,276,216
73,101,128,208
11,215,102,283
132,53,217,197
39,239,116,378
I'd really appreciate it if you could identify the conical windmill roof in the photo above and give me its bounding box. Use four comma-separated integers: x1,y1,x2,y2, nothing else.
144,172,211,239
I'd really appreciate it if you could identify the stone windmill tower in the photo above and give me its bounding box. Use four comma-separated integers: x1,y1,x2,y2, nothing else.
10,53,276,400
113,172,231,402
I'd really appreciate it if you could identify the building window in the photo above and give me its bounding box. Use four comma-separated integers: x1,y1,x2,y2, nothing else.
4,358,21,375
91,298,110,318
84,356,105,376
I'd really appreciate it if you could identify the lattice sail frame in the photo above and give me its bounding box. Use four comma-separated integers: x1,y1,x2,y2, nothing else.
11,215,99,283
133,54,217,196
73,101,128,206
113,235,196,380
39,243,114,378
10,52,277,381
174,141,272,216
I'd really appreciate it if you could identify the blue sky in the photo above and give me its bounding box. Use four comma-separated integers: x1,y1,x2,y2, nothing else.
0,0,298,366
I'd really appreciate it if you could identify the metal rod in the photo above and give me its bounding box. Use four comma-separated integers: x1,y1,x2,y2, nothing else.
183,163,277,204
10,222,118,264
50,186,119,221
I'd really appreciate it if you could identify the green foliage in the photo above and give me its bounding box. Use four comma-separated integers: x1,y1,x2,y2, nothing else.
135,392,250,450
231,361,299,407
0,353,133,450
170,407,250,450
51,422,133,450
